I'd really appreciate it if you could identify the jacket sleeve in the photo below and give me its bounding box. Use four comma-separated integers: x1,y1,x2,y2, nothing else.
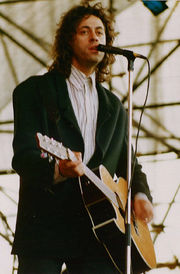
12,76,55,188
131,153,152,202
117,113,153,203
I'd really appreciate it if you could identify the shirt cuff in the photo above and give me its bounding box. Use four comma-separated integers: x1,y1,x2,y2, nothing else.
134,192,149,201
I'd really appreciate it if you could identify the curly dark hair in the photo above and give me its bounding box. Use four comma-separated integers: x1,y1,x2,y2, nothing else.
48,1,116,82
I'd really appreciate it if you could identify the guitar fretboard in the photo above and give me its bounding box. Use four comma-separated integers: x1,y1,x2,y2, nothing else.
83,165,119,207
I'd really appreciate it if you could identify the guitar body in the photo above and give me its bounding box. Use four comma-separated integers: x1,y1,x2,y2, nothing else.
79,165,156,273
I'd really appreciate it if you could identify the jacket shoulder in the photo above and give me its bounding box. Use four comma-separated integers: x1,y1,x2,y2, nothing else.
97,83,126,114
13,73,48,91
12,72,56,99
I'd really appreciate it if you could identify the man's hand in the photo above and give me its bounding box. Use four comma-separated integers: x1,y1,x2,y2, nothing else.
58,151,84,178
133,197,154,224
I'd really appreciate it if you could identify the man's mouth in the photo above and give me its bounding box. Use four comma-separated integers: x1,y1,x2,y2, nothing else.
89,46,99,52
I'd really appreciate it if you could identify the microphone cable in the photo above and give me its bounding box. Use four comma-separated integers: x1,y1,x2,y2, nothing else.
127,57,151,199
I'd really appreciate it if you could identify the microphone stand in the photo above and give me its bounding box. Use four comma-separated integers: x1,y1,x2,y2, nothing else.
125,56,135,274
97,45,146,273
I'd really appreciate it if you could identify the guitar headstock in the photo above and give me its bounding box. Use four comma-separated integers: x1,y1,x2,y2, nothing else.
36,132,75,161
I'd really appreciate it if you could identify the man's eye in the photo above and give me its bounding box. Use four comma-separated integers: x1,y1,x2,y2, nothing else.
80,30,89,35
97,31,104,36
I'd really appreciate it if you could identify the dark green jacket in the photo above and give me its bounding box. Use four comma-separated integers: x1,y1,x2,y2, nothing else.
12,71,152,256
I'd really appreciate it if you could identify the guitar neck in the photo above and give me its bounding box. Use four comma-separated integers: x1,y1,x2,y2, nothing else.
83,164,119,207
36,132,119,207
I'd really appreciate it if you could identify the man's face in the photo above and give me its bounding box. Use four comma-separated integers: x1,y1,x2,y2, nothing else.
71,15,106,74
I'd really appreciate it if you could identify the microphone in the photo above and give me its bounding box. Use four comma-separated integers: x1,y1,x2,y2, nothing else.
97,44,146,60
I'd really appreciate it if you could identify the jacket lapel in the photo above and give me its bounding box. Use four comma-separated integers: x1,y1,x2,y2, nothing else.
88,83,115,168
44,71,84,153
53,72,81,134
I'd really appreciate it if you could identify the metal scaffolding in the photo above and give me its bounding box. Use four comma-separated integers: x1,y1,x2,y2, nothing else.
0,0,180,273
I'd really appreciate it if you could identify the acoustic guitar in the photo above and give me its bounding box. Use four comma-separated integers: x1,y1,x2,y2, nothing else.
36,132,156,273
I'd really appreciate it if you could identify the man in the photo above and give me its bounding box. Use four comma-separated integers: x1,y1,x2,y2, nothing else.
12,2,154,273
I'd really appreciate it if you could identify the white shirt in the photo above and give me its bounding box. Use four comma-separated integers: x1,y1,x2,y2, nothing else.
66,66,99,164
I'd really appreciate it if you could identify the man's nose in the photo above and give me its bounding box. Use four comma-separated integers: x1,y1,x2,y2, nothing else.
90,30,99,41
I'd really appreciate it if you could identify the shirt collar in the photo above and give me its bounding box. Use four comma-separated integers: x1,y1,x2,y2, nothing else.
68,65,96,91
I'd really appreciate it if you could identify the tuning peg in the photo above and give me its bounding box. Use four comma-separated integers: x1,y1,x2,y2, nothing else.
50,137,54,143
40,151,48,158
57,142,62,148
55,158,59,165
48,155,53,163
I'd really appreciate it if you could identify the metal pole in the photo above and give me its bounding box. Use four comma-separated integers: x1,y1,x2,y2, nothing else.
125,58,135,274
